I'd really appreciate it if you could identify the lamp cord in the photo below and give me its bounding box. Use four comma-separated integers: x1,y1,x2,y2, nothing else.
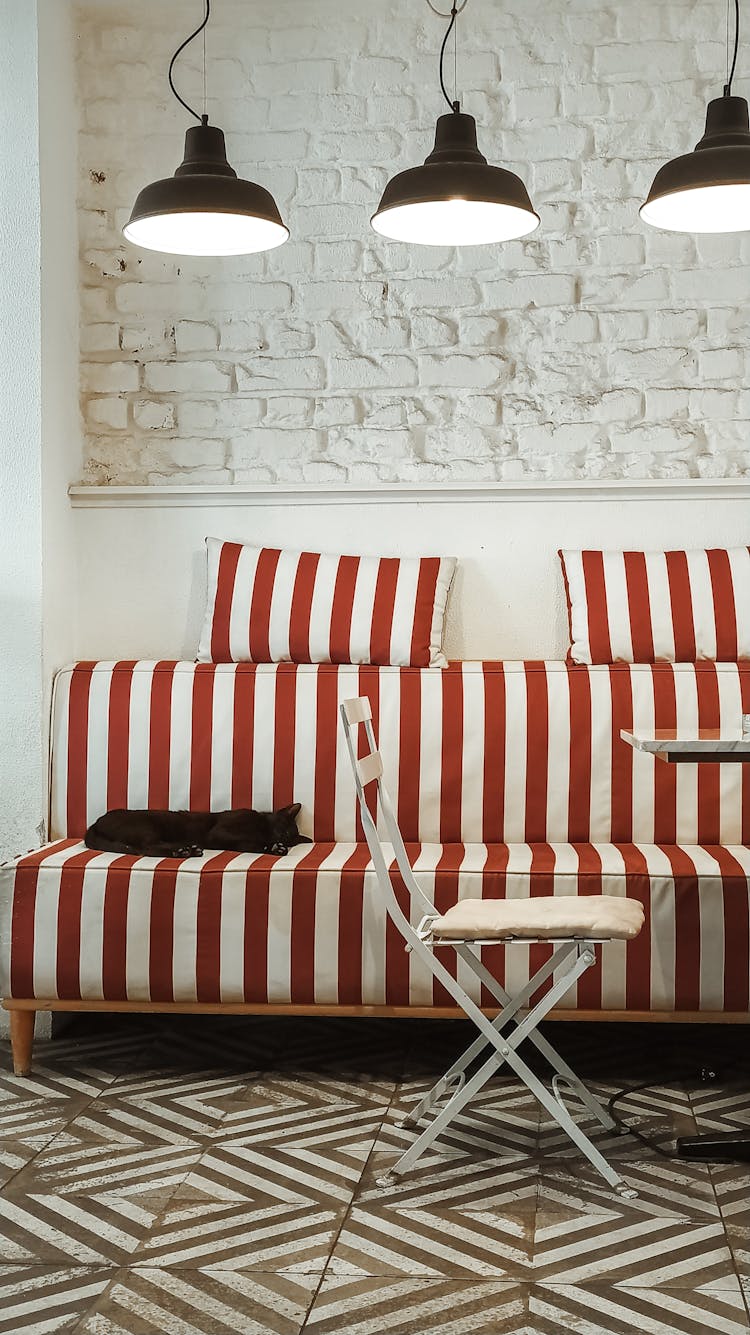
439,3,460,113
724,0,740,95
168,0,211,124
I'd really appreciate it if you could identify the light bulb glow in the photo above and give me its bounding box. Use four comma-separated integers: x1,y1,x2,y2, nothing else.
122,211,289,256
371,197,539,246
640,182,750,233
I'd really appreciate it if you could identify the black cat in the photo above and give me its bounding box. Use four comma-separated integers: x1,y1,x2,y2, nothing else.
84,803,310,858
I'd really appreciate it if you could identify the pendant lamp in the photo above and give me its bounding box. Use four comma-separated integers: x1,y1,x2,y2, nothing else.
371,0,539,246
640,0,750,233
123,0,288,257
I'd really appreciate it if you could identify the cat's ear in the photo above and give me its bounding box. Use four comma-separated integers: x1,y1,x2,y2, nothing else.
282,802,301,820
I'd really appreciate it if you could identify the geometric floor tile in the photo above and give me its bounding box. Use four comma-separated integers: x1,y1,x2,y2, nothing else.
536,1157,722,1219
689,1085,750,1135
529,1282,750,1335
75,1267,320,1335
9,1145,202,1198
532,1214,740,1289
358,1151,540,1215
304,1275,527,1335
1,1015,750,1335
0,1142,42,1191
536,1081,698,1160
217,1099,386,1152
0,1264,113,1334
380,1083,540,1158
711,1163,750,1225
0,1100,85,1149
170,1141,370,1207
327,1206,533,1278
724,1221,750,1282
132,1201,344,1272
0,1194,164,1266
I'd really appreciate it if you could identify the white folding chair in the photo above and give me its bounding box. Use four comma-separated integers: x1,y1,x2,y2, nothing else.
341,696,645,1199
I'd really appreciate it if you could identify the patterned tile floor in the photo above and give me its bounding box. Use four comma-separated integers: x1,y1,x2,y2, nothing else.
0,1013,748,1334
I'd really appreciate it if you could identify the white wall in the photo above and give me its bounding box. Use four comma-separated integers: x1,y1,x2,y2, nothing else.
71,484,750,662
0,0,78,1040
40,0,81,692
76,0,750,487
0,0,44,861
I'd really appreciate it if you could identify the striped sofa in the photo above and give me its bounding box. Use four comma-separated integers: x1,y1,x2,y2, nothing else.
2,658,750,1069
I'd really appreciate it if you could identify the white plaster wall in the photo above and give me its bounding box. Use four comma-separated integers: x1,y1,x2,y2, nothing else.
71,488,750,662
0,0,44,862
0,1,78,1040
40,0,81,694
75,0,750,487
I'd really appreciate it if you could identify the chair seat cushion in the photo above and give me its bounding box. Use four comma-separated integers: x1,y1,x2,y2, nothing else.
430,894,645,941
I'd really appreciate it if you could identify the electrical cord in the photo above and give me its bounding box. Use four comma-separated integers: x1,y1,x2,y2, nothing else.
606,1059,743,1161
168,0,211,124
439,3,460,114
724,0,740,95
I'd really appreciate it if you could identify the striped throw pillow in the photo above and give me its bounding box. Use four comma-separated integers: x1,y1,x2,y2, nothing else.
560,547,750,663
198,538,457,666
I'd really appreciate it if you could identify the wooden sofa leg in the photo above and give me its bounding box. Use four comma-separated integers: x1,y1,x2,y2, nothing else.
10,1010,35,1076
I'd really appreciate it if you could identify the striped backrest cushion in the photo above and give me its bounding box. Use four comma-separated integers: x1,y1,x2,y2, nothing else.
50,660,750,845
560,548,750,664
198,539,456,667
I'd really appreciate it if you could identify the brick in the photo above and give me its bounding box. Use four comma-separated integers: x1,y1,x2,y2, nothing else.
134,400,176,431
418,354,507,390
235,358,325,391
251,61,338,96
174,322,219,353
144,362,231,393
264,396,315,426
516,424,603,454
80,323,120,353
166,439,227,470
85,396,128,429
314,397,361,427
81,361,139,392
327,355,417,389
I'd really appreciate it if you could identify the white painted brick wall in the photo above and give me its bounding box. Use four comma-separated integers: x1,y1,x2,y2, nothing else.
77,0,750,485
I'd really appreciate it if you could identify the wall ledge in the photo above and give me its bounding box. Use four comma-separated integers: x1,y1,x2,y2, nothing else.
69,479,750,507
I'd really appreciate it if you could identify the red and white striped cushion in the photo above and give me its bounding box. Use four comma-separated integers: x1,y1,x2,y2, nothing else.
560,548,750,664
198,539,456,667
48,660,750,847
5,838,749,1012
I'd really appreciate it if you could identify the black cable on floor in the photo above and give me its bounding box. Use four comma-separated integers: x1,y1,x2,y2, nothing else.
606,1061,742,1161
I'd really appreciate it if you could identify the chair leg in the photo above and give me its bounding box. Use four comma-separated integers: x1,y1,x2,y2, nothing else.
388,946,636,1198
10,1009,35,1076
454,943,617,1133
401,943,576,1130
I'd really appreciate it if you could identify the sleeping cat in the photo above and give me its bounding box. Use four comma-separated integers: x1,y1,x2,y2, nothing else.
85,803,310,858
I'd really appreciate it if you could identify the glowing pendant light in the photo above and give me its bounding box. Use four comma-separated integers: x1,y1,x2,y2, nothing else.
123,0,288,257
371,0,538,246
640,0,750,233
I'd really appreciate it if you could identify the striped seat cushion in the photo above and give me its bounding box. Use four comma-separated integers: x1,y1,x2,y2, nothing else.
5,838,749,1012
198,538,456,666
560,547,750,664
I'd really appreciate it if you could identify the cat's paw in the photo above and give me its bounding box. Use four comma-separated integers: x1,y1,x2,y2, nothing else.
270,841,288,856
174,845,203,858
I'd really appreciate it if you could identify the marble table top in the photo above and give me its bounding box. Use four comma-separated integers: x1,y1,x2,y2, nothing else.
620,728,750,761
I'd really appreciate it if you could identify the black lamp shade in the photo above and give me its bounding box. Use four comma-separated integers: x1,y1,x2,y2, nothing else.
371,111,539,245
123,122,289,256
640,95,750,232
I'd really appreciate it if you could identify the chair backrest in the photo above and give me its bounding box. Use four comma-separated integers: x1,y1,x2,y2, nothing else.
340,697,437,935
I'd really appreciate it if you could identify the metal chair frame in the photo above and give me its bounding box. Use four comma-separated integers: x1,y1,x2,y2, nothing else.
340,696,637,1199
